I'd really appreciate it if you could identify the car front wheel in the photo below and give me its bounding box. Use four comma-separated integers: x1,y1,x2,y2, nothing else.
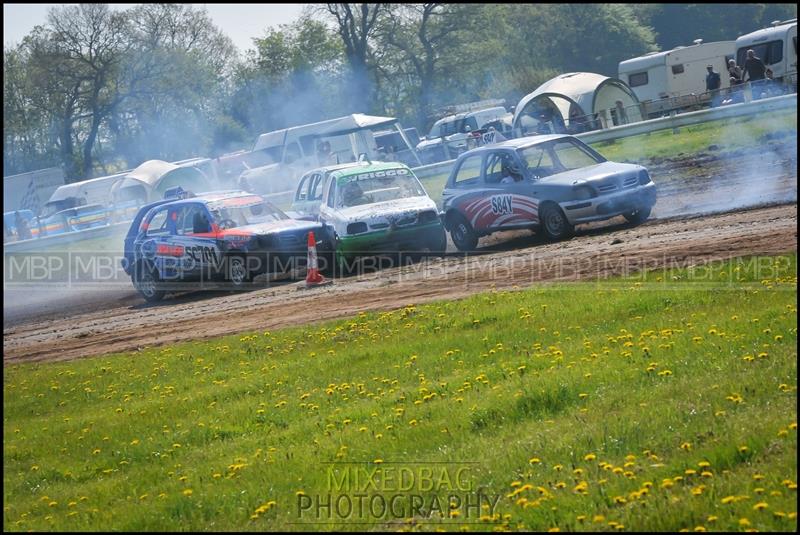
623,206,652,225
539,203,574,241
226,255,251,288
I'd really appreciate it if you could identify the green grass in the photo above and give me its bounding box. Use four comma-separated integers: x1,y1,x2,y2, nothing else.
594,109,796,164
4,255,797,531
419,110,796,208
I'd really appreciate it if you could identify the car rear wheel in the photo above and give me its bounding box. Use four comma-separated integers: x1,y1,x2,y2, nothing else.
539,203,574,241
623,206,652,225
449,214,478,252
134,264,165,303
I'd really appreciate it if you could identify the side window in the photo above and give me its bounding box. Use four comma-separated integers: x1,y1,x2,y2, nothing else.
767,40,783,64
521,146,556,179
326,179,337,208
309,173,324,201
178,205,200,235
453,154,483,187
187,205,212,234
483,152,507,184
145,207,170,237
296,173,312,201
628,72,648,87
671,64,684,75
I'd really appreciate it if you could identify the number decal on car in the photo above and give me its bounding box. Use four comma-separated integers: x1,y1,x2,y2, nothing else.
185,245,219,264
491,195,514,215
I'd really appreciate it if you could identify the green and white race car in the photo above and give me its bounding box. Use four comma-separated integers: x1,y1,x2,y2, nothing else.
288,161,446,271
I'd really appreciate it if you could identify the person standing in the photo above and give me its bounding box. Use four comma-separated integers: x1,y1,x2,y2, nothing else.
727,59,743,85
742,49,767,99
705,65,722,107
14,211,32,240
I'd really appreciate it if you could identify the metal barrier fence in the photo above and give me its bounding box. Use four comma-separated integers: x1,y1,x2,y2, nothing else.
419,77,798,168
412,91,797,182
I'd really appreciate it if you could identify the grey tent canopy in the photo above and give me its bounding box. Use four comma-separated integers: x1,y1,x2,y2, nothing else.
512,72,642,136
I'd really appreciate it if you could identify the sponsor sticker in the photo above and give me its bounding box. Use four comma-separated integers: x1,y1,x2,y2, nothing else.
342,168,410,183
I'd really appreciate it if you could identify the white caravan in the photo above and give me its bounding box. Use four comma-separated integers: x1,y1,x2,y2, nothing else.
735,19,797,84
237,114,421,195
618,40,735,102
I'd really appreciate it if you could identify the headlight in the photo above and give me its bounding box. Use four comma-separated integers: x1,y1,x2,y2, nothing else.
418,210,439,224
573,185,596,200
638,169,652,185
347,222,368,235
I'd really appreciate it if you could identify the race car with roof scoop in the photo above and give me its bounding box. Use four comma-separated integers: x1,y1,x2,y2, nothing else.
124,190,333,302
441,134,656,250
290,161,446,271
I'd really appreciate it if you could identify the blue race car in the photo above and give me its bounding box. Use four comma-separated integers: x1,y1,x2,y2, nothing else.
123,190,333,302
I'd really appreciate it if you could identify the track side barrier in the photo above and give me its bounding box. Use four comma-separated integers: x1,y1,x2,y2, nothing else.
411,93,797,182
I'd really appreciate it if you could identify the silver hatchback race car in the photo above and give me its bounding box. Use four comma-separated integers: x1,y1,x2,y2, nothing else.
441,134,656,250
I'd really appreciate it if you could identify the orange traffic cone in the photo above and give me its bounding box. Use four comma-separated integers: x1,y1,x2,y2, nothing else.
303,231,327,286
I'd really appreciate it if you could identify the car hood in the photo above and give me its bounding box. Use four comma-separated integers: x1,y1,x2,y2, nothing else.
536,161,644,187
220,218,323,238
336,196,438,223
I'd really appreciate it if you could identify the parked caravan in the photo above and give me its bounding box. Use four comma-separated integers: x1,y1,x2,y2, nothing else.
618,40,735,102
735,19,797,86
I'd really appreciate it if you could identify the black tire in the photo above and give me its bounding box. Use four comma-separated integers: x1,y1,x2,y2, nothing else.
133,263,165,303
226,255,251,288
539,203,574,241
449,214,478,252
623,206,652,225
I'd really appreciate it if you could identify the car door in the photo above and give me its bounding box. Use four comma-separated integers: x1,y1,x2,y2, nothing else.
139,205,182,282
481,150,540,229
443,152,490,232
180,203,225,281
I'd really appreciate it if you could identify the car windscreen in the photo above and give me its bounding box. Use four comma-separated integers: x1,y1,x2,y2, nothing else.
209,198,288,227
518,138,605,178
336,170,426,208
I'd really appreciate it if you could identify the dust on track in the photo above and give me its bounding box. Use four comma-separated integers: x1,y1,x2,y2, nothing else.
4,202,796,365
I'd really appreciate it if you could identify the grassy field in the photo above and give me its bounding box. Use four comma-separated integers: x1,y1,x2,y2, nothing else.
4,254,797,531
419,109,797,205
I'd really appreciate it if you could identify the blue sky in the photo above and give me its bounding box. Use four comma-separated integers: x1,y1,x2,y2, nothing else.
3,3,306,53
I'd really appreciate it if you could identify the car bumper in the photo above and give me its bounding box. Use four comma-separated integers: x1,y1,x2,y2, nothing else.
560,183,657,225
337,221,444,257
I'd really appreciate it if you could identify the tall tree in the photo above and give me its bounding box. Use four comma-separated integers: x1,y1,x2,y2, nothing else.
231,16,345,135
634,4,797,51
377,4,487,130
46,4,129,178
318,4,385,112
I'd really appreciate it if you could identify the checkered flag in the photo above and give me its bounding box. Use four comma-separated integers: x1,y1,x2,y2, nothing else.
20,178,41,214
